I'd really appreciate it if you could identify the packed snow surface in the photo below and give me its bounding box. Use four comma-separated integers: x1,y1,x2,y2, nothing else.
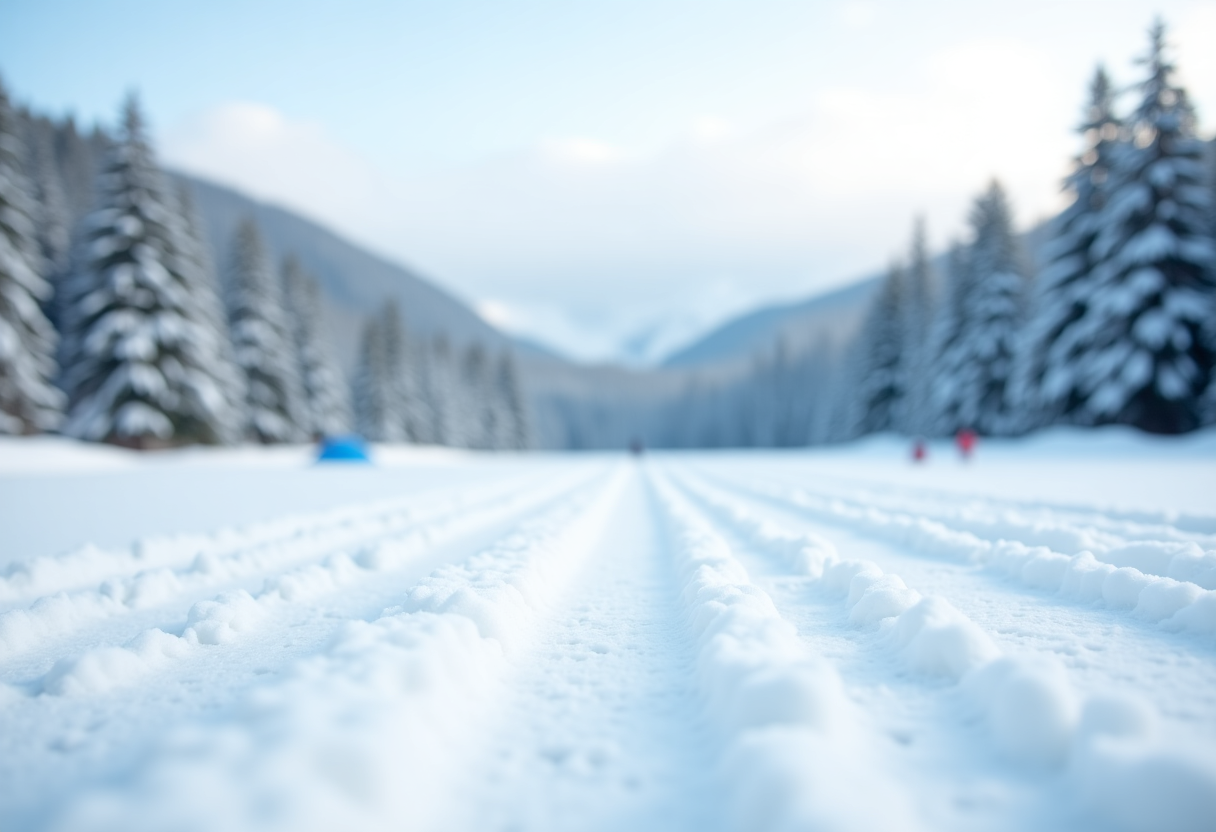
0,429,1214,831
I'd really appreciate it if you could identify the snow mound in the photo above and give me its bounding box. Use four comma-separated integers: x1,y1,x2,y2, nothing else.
655,474,921,832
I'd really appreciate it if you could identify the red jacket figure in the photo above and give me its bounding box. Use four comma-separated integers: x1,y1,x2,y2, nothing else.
956,428,977,460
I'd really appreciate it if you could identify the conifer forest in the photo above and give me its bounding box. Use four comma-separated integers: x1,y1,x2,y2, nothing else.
1,20,1214,450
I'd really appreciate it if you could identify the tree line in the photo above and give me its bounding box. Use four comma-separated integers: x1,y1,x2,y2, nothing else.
0,90,529,449
649,20,1214,446
3,19,1210,451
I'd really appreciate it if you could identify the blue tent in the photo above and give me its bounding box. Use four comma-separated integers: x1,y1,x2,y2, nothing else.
316,434,371,463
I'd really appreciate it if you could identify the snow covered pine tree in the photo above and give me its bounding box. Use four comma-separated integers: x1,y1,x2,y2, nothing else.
1013,66,1123,431
59,96,233,447
377,300,409,442
0,78,63,434
898,218,935,436
225,219,307,443
353,300,413,443
1064,21,1215,433
281,256,350,438
353,311,388,442
494,351,529,449
460,344,494,449
930,182,1029,436
849,261,906,436
23,119,72,328
173,183,245,444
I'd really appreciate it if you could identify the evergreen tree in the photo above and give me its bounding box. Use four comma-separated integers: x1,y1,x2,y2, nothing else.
174,184,245,443
60,97,233,446
1207,138,1216,425
24,121,72,292
460,344,493,449
1013,66,1124,430
52,116,105,226
929,183,1028,435
282,256,351,437
378,300,409,442
426,336,457,446
225,218,306,443
953,178,1031,433
353,301,427,443
928,241,973,435
493,351,530,449
899,218,935,435
399,334,432,444
1065,21,1216,433
353,313,388,441
849,261,906,436
0,79,63,434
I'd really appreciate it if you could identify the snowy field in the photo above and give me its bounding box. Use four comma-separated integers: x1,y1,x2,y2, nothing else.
1,431,1215,832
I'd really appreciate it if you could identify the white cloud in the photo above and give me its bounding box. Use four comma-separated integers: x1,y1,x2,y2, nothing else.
540,137,624,165
158,39,1095,363
836,1,879,30
689,116,734,143
162,102,389,246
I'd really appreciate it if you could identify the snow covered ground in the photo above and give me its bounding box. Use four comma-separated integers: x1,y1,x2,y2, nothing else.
1,430,1214,832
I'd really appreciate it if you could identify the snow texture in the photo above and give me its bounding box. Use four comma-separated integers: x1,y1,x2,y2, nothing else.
0,431,1213,831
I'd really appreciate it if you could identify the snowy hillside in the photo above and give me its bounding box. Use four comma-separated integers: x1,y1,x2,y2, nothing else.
174,173,546,370
661,279,878,370
663,221,1055,372
1,431,1214,831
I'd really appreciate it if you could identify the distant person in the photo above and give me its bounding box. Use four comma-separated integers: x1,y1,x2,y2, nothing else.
955,428,977,460
911,437,927,463
629,438,644,457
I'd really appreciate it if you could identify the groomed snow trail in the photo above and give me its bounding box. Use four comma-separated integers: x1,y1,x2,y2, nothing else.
665,449,1216,832
673,468,1216,747
1,435,1214,832
440,467,718,831
0,458,616,830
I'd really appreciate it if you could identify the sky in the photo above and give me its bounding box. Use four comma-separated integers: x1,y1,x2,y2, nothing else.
2,0,1214,364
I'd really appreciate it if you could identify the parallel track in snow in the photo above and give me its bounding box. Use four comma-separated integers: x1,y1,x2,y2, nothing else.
0,451,1213,832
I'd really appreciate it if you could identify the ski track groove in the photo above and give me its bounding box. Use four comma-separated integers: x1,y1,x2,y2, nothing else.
437,466,719,832
720,458,1216,536
0,466,603,682
672,468,1216,729
0,465,617,830
0,465,578,609
723,463,1216,573
0,454,1213,831
18,463,630,832
664,464,1216,830
687,464,1216,639
731,463,1216,572
662,468,1097,830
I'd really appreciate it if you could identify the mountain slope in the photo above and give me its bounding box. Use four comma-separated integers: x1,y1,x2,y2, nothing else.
663,219,1055,371
173,172,526,368
662,279,878,369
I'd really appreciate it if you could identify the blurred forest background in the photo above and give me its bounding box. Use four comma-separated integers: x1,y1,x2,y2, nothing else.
1,19,1213,450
